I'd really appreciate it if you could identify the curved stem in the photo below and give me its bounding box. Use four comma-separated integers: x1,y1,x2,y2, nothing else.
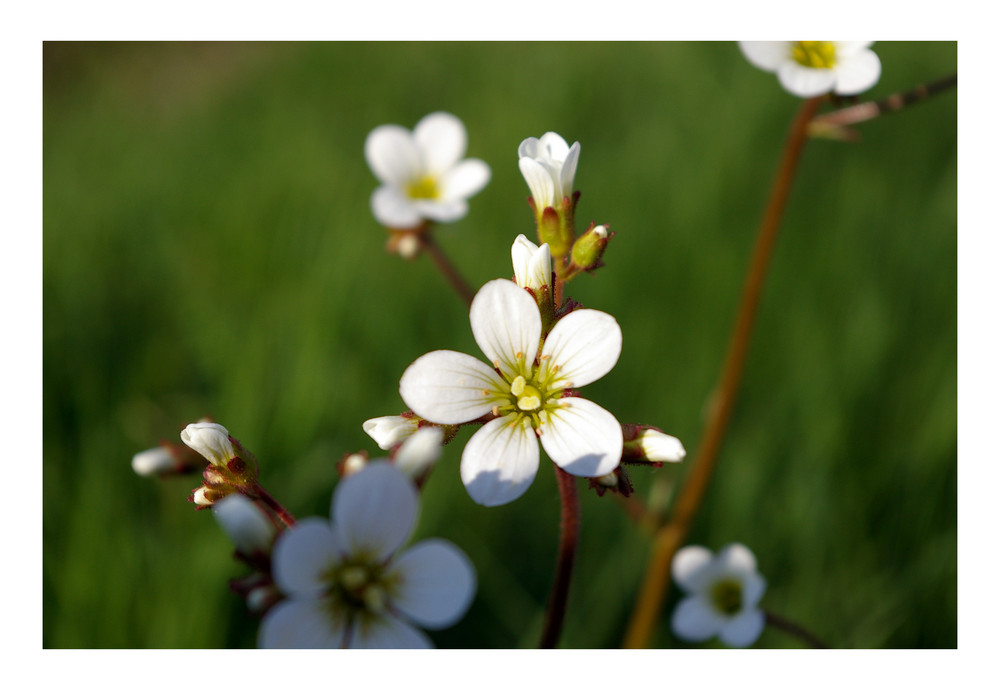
622,96,823,649
764,610,830,649
417,231,476,306
539,465,580,648
254,484,297,528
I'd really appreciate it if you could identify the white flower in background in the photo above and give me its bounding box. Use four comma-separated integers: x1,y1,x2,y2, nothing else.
637,428,686,463
399,278,623,506
365,112,491,229
259,462,476,648
212,494,276,556
739,42,881,98
393,425,444,479
180,422,235,467
131,445,176,476
518,132,580,210
511,234,552,291
363,415,420,450
671,543,767,648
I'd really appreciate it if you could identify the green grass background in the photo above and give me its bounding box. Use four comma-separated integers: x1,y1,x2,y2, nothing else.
43,41,956,649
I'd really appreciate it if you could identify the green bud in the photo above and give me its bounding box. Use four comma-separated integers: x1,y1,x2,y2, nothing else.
570,224,610,272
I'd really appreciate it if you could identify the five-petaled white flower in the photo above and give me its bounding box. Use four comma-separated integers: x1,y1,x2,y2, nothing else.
518,132,580,210
399,278,623,506
365,112,491,229
671,543,767,648
739,42,881,98
259,462,476,648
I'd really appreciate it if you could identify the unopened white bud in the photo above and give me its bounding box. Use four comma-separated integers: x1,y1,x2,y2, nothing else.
180,422,235,466
394,426,444,478
639,429,686,463
131,446,175,476
597,472,619,488
511,234,552,290
342,453,368,477
193,486,214,506
363,416,419,450
212,494,276,555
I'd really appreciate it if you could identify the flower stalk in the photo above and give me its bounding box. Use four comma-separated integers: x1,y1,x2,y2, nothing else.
764,609,830,649
539,465,581,649
623,96,823,649
416,228,476,306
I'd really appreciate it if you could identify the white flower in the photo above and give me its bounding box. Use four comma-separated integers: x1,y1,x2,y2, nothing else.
131,445,176,476
180,422,235,467
212,494,276,556
393,425,444,479
362,415,419,450
365,112,491,229
638,429,686,463
671,543,767,648
511,234,552,291
259,462,476,648
399,278,623,506
518,132,580,210
739,42,881,98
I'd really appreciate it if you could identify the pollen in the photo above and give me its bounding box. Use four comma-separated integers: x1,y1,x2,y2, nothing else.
791,41,837,70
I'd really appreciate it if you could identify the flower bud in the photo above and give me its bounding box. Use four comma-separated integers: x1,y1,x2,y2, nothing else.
212,494,277,556
570,224,610,272
511,234,552,291
393,426,444,479
340,452,368,477
180,422,236,467
363,415,419,450
131,445,177,477
622,425,686,464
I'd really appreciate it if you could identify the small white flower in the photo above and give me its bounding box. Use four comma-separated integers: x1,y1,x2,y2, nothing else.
518,132,580,210
362,415,419,450
399,278,623,506
671,543,767,648
739,41,881,98
180,422,235,467
638,429,686,463
365,112,491,229
212,494,276,556
131,445,176,476
393,426,444,479
259,462,476,648
511,234,552,291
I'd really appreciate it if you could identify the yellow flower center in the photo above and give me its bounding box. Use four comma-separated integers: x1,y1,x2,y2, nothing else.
322,556,400,623
486,359,568,431
791,41,837,70
710,578,744,616
406,175,440,200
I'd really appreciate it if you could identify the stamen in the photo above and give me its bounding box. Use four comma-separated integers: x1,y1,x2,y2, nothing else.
791,41,837,70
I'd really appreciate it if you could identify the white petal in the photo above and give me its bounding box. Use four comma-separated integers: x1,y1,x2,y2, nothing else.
470,279,541,381
350,614,432,649
393,425,444,478
834,41,874,57
777,63,837,98
258,598,347,648
412,197,468,223
717,542,758,576
539,397,622,477
399,350,504,425
334,462,417,562
743,572,767,609
365,124,422,185
518,157,556,208
671,596,725,642
438,158,491,201
370,186,422,229
180,422,233,466
461,416,540,506
212,494,276,556
541,308,621,388
414,112,466,177
833,49,881,95
671,545,714,593
638,429,686,463
363,415,418,450
738,41,791,71
511,234,550,290
537,131,570,161
558,141,580,200
271,518,340,596
388,538,476,629
719,609,765,648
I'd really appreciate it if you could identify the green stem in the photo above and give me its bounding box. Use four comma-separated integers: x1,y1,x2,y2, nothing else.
764,609,830,649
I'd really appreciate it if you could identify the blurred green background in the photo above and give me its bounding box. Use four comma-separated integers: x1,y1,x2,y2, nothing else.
43,41,956,648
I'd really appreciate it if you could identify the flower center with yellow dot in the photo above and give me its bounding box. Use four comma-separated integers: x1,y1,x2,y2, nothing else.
791,41,836,70
488,357,568,432
323,556,400,622
406,174,439,200
710,578,744,617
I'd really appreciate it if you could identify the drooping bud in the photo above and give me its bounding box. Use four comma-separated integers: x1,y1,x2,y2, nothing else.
363,415,420,450
181,422,236,467
622,425,686,464
393,425,444,480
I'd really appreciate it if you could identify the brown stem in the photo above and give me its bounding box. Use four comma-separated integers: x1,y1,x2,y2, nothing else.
417,231,476,306
764,610,830,649
539,465,580,648
254,484,297,528
622,97,823,649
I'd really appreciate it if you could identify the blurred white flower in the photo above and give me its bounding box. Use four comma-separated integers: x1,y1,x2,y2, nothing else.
518,132,580,210
180,422,235,467
739,42,881,98
511,234,552,291
392,425,444,479
671,543,767,648
259,462,476,648
399,278,623,506
131,445,176,476
365,112,491,229
362,415,419,450
212,494,276,556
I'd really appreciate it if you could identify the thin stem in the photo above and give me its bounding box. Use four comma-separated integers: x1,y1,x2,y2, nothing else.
255,484,297,528
764,610,830,649
539,465,580,648
417,231,476,306
622,96,823,649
